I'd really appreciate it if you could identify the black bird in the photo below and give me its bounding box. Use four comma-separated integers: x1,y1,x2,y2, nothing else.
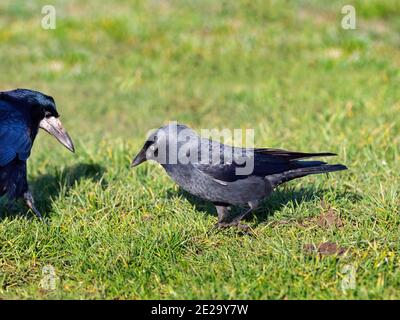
131,123,347,229
0,88,75,219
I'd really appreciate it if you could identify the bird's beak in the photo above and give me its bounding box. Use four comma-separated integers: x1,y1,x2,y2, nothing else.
39,116,75,153
131,145,147,167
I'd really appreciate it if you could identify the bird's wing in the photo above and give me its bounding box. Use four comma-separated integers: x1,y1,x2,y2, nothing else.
0,116,32,166
253,148,336,160
194,155,299,183
192,139,247,183
194,144,333,183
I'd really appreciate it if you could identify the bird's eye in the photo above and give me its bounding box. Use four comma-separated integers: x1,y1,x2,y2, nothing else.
45,111,52,118
149,144,158,157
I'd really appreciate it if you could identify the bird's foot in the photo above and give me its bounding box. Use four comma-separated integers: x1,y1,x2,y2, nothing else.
215,221,253,234
212,203,258,234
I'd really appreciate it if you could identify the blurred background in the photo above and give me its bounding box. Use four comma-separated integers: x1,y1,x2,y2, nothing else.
1,0,399,139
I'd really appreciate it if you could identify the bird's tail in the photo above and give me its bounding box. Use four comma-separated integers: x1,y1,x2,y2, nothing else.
266,163,347,188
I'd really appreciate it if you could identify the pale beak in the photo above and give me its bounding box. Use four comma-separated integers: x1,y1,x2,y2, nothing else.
39,116,75,152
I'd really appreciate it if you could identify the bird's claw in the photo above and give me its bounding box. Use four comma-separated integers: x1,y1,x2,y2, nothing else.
23,191,45,222
214,220,253,235
32,208,45,222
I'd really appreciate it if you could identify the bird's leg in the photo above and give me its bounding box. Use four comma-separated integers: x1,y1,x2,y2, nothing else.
23,191,44,221
215,205,232,225
233,200,259,223
217,201,259,231
215,204,250,230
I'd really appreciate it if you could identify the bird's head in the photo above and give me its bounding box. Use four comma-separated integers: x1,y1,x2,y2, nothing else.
1,88,75,152
131,123,196,167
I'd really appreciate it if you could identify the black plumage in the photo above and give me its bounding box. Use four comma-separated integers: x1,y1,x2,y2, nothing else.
0,88,75,219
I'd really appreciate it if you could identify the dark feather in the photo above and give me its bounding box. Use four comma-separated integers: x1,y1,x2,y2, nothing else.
266,164,348,188
0,158,28,199
0,94,35,200
254,148,336,160
195,147,339,183
0,100,32,166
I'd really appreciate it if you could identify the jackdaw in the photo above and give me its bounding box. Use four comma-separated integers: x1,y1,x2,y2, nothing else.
131,123,347,229
0,88,75,219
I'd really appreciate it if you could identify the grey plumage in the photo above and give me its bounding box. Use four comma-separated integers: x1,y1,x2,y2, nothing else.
131,123,347,229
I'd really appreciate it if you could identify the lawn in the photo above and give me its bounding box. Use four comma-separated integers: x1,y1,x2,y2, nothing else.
0,0,399,299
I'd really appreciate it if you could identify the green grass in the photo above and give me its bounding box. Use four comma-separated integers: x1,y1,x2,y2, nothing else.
0,0,399,299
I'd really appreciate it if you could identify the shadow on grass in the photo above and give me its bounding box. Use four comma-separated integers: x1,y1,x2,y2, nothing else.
166,186,362,226
0,163,106,220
